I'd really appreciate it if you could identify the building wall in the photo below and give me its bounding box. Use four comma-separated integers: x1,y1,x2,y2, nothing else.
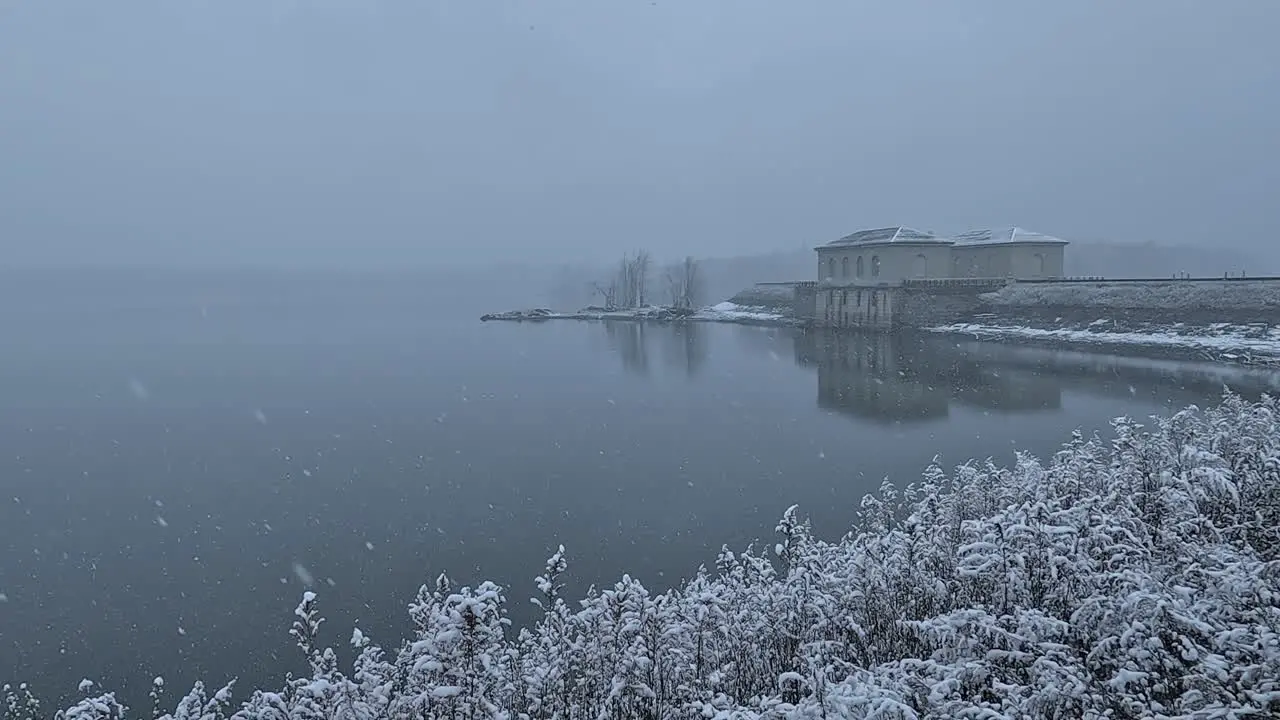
950,245,1012,278
897,289,986,326
819,242,1068,283
949,243,1066,279
814,285,1011,329
818,249,858,283
873,245,952,284
1013,244,1065,278
817,244,952,286
792,284,818,320
815,286,896,328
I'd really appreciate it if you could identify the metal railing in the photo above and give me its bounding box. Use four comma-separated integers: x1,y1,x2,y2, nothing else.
901,277,1011,289
1016,275,1280,284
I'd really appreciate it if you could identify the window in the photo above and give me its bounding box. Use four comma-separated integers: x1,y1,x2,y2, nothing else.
856,256,864,277
856,290,862,307
913,253,927,278
1033,252,1045,276
871,255,881,277
841,257,849,278
827,258,835,279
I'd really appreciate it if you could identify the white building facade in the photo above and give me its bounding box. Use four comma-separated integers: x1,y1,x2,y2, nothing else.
814,226,1067,328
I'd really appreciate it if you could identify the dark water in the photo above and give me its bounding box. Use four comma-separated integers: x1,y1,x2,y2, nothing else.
3,269,1278,709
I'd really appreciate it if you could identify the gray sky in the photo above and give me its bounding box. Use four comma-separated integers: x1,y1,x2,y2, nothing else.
2,0,1277,268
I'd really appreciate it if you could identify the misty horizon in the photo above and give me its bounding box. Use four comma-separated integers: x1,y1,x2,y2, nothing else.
2,1,1278,269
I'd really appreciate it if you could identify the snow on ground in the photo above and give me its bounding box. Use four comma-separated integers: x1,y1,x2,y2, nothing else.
482,302,797,326
933,320,1280,365
725,285,796,310
693,301,791,324
982,279,1280,311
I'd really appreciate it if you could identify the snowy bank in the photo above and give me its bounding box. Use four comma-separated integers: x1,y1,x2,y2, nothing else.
26,393,1280,719
481,302,798,327
725,284,797,312
946,280,1280,365
933,318,1280,367
695,301,795,325
981,279,1280,314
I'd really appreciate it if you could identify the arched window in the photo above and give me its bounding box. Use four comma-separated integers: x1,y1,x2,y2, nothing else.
841,256,849,278
1033,252,1045,276
856,256,865,277
912,253,928,278
871,255,881,277
827,258,835,279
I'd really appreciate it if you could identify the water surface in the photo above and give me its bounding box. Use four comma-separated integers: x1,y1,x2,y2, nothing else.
2,269,1276,708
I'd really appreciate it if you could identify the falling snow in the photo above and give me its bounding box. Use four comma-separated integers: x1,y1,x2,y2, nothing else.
30,393,1280,719
292,562,315,586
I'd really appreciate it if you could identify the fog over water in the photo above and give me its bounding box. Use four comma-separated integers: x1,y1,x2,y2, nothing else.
3,0,1279,712
3,270,1277,707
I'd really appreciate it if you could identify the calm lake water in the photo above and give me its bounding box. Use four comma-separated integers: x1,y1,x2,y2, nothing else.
3,269,1279,708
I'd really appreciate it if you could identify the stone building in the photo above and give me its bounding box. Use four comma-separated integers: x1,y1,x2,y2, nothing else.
949,227,1068,279
814,226,1067,328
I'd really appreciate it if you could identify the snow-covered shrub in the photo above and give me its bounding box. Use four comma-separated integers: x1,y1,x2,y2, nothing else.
14,393,1280,719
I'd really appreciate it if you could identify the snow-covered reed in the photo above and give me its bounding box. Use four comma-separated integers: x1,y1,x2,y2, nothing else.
12,393,1280,719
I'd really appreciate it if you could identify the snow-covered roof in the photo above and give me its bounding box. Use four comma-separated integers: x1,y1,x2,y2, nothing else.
822,226,950,248
952,227,1068,245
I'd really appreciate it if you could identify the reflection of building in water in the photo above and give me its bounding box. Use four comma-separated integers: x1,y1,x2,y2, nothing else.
953,341,1280,404
791,327,821,368
807,330,1062,423
602,321,706,378
779,328,1280,420
817,331,949,422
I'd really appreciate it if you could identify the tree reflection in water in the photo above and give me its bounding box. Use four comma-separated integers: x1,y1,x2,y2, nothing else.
602,321,706,378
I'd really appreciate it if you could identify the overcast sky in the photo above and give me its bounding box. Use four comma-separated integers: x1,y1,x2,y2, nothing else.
1,0,1277,268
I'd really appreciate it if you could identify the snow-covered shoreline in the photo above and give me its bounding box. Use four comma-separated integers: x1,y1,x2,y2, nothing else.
481,302,799,327
482,295,1280,368
931,319,1280,367
980,279,1280,315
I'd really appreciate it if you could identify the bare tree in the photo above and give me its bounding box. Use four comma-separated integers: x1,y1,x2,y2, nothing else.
590,279,618,309
664,256,702,309
633,250,652,307
607,250,653,309
664,269,681,308
617,256,636,309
